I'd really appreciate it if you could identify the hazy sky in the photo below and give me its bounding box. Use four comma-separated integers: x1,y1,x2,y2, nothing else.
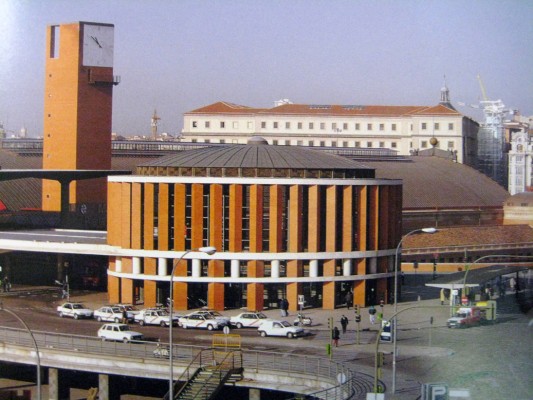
1,0,532,137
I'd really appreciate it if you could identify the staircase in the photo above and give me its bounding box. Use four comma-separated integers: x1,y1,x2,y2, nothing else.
166,348,243,400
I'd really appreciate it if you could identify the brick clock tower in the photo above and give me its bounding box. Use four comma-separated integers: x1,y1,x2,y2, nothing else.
42,21,118,212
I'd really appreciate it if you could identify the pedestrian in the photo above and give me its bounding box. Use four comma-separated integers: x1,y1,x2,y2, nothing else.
340,315,348,334
3,277,9,293
368,305,376,324
122,309,128,324
280,298,289,317
61,281,68,299
345,291,353,309
332,326,340,347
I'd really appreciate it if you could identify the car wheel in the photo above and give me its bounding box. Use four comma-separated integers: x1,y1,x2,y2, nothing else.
260,331,267,337
97,316,103,322
59,312,64,318
114,317,121,323
160,321,166,327
287,332,294,339
123,338,129,343
207,324,214,331
236,323,243,329
74,314,79,320
139,320,145,326
101,337,106,342
182,324,188,329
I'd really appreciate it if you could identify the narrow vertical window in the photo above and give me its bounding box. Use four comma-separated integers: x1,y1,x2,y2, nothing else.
50,25,60,58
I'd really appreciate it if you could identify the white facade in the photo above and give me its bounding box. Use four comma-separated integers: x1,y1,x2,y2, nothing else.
508,130,533,195
181,100,479,165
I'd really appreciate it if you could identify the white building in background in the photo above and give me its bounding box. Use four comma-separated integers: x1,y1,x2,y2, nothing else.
181,86,480,166
507,114,533,195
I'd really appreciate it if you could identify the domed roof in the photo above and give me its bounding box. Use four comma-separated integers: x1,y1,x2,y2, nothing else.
137,138,375,179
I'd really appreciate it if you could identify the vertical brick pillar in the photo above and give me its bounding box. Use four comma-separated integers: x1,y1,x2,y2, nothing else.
354,186,368,306
173,183,188,310
323,185,337,310
247,185,264,311
208,184,225,310
287,185,302,312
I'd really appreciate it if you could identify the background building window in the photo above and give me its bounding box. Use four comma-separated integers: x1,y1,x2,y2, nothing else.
309,122,314,129
261,121,266,129
355,123,360,130
448,123,454,130
421,123,427,130
285,122,291,129
220,121,225,128
392,124,396,131
205,121,210,128
379,124,384,131
273,122,279,129
298,122,303,129
367,124,372,130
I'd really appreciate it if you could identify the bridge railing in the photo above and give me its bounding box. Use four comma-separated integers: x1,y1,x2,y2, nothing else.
0,326,362,398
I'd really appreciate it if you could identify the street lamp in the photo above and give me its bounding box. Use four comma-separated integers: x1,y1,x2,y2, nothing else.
168,246,216,400
392,227,437,394
0,303,41,400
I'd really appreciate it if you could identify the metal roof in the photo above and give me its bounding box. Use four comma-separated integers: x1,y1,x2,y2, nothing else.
426,265,528,289
138,137,374,171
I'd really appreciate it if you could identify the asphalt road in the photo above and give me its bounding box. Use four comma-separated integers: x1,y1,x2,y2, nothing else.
1,286,532,400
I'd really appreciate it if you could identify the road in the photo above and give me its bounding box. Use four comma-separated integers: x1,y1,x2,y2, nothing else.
0,286,532,400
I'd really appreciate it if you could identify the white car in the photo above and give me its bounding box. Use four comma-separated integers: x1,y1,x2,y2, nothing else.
257,320,304,338
94,306,129,323
193,310,230,326
134,309,179,327
56,302,93,320
178,313,225,331
230,312,268,328
97,323,143,343
113,304,141,317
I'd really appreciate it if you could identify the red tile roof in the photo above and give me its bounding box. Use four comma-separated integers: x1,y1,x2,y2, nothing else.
186,102,462,117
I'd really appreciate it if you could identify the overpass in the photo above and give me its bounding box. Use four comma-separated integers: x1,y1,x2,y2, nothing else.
0,326,372,399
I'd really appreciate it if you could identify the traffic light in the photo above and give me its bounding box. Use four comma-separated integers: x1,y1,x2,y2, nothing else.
328,317,334,330
355,314,361,323
354,304,360,314
377,351,384,367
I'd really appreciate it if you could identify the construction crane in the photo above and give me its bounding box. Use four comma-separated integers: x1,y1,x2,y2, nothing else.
151,109,161,140
477,74,488,102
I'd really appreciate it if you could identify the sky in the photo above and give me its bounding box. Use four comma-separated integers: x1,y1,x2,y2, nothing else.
1,0,532,138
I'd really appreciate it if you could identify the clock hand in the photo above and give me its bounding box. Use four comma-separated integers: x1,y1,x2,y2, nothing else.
90,35,102,48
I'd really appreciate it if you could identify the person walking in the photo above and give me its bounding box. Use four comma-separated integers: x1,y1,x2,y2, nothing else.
368,305,377,324
345,291,353,309
332,326,340,347
340,315,348,334
280,298,289,317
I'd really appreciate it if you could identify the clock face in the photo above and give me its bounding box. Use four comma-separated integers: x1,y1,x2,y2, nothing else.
82,24,114,67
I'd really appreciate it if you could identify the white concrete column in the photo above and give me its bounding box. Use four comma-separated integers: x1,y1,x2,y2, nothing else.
99,374,109,400
249,388,261,400
309,260,319,277
48,368,58,400
115,257,122,273
271,260,280,278
369,257,377,274
158,258,167,276
231,260,240,278
192,259,201,278
343,259,352,276
132,257,141,275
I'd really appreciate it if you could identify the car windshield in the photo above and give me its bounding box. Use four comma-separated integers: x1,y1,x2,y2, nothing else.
257,313,267,319
208,311,223,317
156,310,168,316
111,307,121,313
72,304,84,309
280,321,291,327
117,325,130,331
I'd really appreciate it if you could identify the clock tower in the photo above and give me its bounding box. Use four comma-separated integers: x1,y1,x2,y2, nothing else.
42,21,119,212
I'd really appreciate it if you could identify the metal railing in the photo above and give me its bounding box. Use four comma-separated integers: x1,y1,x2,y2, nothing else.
0,326,366,399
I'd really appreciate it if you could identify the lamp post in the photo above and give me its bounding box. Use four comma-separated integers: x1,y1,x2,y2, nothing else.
0,303,41,400
168,246,216,400
392,227,437,394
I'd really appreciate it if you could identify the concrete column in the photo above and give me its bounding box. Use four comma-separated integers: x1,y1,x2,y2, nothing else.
192,259,201,277
48,368,69,400
158,258,167,276
271,260,280,278
309,260,319,277
231,260,240,278
115,257,122,273
132,257,141,274
99,374,109,400
249,387,261,400
343,259,352,276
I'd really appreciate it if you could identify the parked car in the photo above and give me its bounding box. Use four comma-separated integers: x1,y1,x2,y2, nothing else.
97,323,143,343
230,312,268,328
113,304,141,318
94,306,129,323
257,320,304,338
56,302,93,320
178,313,226,331
194,310,231,326
134,308,179,327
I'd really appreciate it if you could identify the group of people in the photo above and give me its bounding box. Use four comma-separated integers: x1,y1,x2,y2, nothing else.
0,276,10,292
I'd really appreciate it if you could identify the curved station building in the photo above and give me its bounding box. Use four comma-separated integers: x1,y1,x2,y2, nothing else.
107,137,402,311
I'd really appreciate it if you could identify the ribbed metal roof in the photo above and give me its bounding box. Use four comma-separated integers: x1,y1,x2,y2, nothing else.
138,137,374,171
